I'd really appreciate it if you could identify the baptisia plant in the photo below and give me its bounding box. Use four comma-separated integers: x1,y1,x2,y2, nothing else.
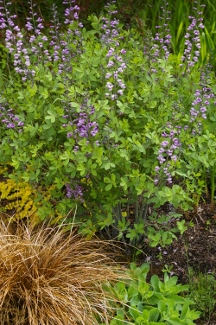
0,0,215,247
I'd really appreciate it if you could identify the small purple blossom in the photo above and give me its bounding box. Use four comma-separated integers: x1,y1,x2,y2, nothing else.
161,141,169,147
180,3,206,71
65,183,84,202
155,126,182,185
0,102,24,131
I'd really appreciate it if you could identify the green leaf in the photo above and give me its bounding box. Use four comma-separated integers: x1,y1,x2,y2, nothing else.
105,183,112,191
40,88,49,99
158,300,166,313
74,68,84,79
177,220,187,234
119,149,129,160
130,295,141,307
103,162,116,170
166,318,187,325
45,71,53,82
129,307,141,320
150,275,160,291
180,301,190,320
45,112,56,123
70,102,80,109
11,159,20,169
27,83,37,97
77,164,86,176
149,308,160,322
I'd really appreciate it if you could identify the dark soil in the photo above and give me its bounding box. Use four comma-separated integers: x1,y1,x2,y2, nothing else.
137,203,216,325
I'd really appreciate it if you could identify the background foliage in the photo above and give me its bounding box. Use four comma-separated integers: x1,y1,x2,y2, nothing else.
7,0,216,68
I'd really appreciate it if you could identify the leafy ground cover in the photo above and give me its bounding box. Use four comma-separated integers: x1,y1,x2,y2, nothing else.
0,0,216,324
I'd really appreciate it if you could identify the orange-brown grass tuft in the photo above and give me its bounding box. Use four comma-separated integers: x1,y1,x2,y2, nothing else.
0,220,125,325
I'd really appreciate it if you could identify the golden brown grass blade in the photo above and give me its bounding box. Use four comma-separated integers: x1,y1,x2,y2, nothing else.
0,220,126,325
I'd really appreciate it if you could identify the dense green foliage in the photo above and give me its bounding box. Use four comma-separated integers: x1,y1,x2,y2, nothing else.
104,263,200,324
0,1,216,247
6,0,216,68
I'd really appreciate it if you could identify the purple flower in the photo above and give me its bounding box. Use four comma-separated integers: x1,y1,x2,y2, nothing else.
67,132,73,138
7,122,15,128
107,60,114,68
161,141,169,147
106,82,113,91
120,49,126,54
65,183,84,202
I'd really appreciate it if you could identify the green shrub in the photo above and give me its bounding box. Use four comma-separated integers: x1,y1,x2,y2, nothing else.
0,1,216,247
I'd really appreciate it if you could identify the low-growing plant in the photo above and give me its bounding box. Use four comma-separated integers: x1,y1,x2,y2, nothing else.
0,218,126,325
0,166,66,224
145,211,187,248
187,268,216,321
0,177,37,218
103,262,200,324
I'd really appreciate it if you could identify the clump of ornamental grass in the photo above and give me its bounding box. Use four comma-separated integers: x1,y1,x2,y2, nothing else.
0,219,126,325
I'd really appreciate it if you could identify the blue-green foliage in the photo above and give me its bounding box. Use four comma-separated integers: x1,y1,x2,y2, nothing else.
103,263,200,325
